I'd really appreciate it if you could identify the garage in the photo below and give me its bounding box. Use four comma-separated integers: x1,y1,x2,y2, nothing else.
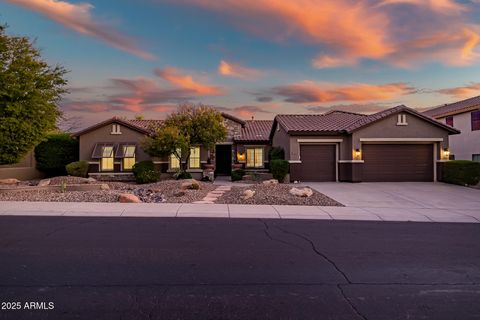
362,144,434,182
297,144,336,181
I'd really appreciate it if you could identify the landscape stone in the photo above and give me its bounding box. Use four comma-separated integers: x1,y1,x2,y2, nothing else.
100,184,110,190
262,179,279,185
0,178,20,185
118,193,142,203
180,179,201,190
289,187,313,198
243,189,255,200
37,179,51,187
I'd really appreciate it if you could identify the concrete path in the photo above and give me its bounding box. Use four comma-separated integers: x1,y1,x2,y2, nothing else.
192,185,231,204
1,200,478,223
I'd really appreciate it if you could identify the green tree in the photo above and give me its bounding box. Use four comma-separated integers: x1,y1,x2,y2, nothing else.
0,25,68,164
141,103,227,172
34,132,79,177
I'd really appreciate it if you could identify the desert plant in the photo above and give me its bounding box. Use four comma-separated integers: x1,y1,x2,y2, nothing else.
174,171,192,180
270,159,289,182
65,161,89,178
269,147,285,161
442,160,480,186
35,133,78,176
132,160,160,184
231,169,245,182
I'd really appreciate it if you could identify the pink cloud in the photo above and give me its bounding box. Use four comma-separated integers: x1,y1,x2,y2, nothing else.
154,67,223,95
218,60,262,79
437,82,480,98
7,0,155,60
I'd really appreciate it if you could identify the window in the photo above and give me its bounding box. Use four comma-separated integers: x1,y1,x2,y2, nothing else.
101,146,114,171
189,147,201,169
445,116,454,127
122,145,136,170
471,110,480,131
170,149,181,170
397,114,408,126
111,124,122,135
473,154,480,162
246,147,263,168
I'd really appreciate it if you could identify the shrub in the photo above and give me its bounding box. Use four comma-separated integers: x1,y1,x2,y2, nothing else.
174,171,192,180
132,160,160,184
442,160,480,186
35,133,79,176
270,159,289,182
231,169,245,181
269,147,285,160
66,161,89,178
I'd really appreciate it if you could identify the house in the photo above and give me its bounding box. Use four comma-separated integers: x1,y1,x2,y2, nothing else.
270,105,459,182
73,114,273,180
423,95,480,161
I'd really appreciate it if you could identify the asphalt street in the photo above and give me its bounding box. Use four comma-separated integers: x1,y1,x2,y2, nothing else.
0,216,479,319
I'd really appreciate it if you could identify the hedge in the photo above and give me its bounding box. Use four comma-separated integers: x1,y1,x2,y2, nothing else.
35,133,79,176
269,147,285,160
174,171,192,180
270,159,289,182
231,169,245,181
442,160,480,186
132,160,160,184
66,161,89,178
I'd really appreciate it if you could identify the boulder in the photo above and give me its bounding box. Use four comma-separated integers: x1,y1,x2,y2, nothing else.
86,177,97,184
100,184,110,190
289,187,313,198
118,193,142,203
180,179,200,190
243,189,255,200
0,178,20,185
262,179,279,185
37,179,51,187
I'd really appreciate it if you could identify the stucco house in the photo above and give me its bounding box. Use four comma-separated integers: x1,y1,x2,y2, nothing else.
423,95,480,161
270,105,459,182
73,113,272,180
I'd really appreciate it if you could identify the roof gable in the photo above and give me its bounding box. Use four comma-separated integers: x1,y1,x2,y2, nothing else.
74,117,152,137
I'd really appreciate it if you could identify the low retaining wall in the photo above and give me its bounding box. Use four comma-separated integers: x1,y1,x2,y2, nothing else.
0,184,109,193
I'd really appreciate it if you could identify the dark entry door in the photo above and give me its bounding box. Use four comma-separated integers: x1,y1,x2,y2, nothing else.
215,144,232,176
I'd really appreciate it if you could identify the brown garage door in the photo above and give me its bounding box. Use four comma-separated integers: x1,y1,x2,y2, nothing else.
362,144,433,182
298,144,336,181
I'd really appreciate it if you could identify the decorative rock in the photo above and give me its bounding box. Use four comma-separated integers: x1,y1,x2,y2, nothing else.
243,189,255,200
262,179,279,185
118,193,142,203
174,190,186,197
0,178,20,185
289,187,313,198
100,184,110,190
86,177,97,184
37,179,51,187
180,179,200,190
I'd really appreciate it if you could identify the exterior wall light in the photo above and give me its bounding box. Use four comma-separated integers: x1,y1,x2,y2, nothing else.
442,148,450,160
237,152,245,162
354,148,361,160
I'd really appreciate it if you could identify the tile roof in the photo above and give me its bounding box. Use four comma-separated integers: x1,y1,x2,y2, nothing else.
126,119,164,131
423,95,480,118
235,120,274,142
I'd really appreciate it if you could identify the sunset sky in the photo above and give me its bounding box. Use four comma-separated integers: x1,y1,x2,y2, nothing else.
2,0,480,126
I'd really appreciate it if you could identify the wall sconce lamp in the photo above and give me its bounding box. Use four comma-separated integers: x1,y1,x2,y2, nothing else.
237,152,245,162
354,148,361,160
442,148,450,160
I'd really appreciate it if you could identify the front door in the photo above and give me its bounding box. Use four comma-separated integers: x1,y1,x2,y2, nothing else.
215,144,232,176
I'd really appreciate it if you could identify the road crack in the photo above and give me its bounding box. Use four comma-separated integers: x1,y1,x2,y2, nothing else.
338,284,368,320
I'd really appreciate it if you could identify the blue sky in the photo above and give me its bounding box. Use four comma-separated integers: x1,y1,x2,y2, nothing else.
1,0,480,126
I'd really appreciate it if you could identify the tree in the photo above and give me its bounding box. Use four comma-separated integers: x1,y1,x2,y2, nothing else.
34,132,79,177
0,25,68,164
141,104,227,172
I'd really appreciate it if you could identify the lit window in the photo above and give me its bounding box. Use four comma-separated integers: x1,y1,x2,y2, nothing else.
170,149,181,170
111,124,122,134
101,146,114,171
471,110,480,131
246,147,263,168
445,116,454,127
122,145,136,170
189,147,201,169
397,114,408,125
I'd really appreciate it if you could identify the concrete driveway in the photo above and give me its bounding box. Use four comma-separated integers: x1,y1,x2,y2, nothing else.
308,182,480,222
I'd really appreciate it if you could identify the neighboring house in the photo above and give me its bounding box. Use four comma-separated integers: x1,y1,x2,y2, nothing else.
423,95,480,161
0,150,44,180
73,114,272,180
270,105,459,182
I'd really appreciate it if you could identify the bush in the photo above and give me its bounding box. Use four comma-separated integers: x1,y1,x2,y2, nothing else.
270,159,289,182
132,160,160,184
442,160,480,186
269,147,285,160
231,169,245,181
66,161,89,178
174,171,192,180
35,133,79,176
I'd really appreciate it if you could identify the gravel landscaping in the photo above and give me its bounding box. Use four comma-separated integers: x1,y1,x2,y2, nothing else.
216,184,343,206
0,177,216,203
